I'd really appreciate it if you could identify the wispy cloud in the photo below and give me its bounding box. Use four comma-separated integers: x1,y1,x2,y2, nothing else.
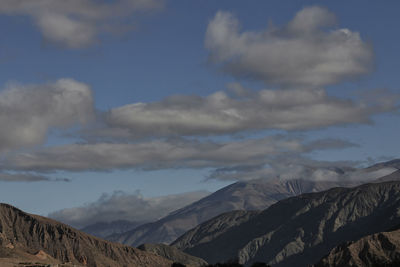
49,190,209,228
206,6,373,87
0,0,163,48
0,172,70,182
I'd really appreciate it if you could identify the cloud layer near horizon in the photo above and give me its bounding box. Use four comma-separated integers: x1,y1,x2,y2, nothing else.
99,86,398,138
0,0,163,48
206,7,373,87
49,190,209,228
1,136,355,173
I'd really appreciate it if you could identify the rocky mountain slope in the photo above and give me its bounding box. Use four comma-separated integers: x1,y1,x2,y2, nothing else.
172,210,261,250
138,243,208,267
174,181,400,267
81,220,143,238
108,178,359,246
0,203,172,267
314,226,400,267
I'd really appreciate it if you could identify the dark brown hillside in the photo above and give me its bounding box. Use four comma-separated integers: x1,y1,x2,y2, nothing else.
314,227,400,267
0,203,172,267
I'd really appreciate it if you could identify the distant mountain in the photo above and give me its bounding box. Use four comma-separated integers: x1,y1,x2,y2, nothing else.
314,226,400,267
81,220,143,238
138,243,208,267
367,158,400,170
0,203,172,267
174,181,400,267
108,178,359,246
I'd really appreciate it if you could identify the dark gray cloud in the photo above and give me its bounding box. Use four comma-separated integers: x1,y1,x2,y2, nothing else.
49,190,209,228
205,6,373,87
96,86,398,138
0,79,94,153
0,0,163,48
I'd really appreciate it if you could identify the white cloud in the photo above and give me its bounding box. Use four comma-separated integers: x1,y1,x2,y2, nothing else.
96,86,398,138
0,79,94,153
205,6,373,87
49,190,209,228
0,0,163,48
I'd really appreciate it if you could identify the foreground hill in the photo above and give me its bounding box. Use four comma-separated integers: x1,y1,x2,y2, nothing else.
109,178,358,246
174,181,400,267
314,226,400,267
0,203,172,267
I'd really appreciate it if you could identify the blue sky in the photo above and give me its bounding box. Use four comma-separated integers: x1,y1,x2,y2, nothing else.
0,0,399,226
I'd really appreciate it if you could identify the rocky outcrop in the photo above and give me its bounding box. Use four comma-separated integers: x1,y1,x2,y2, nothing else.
138,243,207,266
175,181,400,267
0,203,172,267
314,227,400,267
109,178,359,246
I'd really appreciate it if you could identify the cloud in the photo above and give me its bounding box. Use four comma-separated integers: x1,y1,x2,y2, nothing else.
0,79,94,153
1,136,356,173
0,0,163,48
207,156,358,182
208,152,400,182
49,190,209,228
93,86,398,138
0,172,70,182
205,6,373,87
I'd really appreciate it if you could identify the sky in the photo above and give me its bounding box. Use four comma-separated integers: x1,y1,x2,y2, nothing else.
0,0,399,228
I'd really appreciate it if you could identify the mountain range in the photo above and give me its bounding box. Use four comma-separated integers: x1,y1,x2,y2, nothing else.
2,159,400,266
108,178,360,246
173,180,400,266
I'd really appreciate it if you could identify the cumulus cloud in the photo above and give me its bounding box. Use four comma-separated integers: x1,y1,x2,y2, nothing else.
1,136,356,173
0,79,94,153
0,0,163,48
0,172,70,182
205,6,373,87
93,86,398,138
49,190,209,228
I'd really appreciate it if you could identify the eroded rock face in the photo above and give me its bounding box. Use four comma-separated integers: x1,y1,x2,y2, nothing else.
138,243,208,266
314,228,400,267
0,203,172,267
175,181,400,267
